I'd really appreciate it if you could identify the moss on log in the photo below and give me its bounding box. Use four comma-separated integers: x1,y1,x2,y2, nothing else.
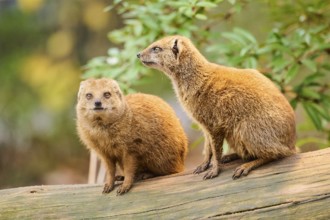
1,148,330,219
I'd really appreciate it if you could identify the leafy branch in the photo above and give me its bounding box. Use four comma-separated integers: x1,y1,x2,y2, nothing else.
84,0,330,141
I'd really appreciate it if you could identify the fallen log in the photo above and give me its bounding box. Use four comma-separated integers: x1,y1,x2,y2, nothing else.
1,148,330,219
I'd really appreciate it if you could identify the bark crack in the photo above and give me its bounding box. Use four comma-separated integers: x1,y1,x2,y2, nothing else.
208,193,330,218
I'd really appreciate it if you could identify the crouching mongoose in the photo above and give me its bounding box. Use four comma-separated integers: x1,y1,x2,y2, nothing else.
137,35,296,180
76,78,188,195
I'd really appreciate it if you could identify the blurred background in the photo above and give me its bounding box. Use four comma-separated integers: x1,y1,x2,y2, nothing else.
0,0,329,189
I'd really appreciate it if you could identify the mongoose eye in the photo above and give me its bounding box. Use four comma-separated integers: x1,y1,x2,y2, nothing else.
151,46,162,53
86,93,93,100
104,92,111,99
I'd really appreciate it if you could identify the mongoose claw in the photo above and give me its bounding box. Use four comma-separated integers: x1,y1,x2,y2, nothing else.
232,165,250,180
203,167,220,180
102,183,114,194
193,161,210,174
116,184,131,196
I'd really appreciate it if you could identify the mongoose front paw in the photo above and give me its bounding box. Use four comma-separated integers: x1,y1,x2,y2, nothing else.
232,165,251,180
102,183,114,194
116,184,132,196
203,166,220,180
193,161,210,174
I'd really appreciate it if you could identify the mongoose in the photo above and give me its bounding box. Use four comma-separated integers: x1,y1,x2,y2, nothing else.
76,78,188,195
137,35,296,180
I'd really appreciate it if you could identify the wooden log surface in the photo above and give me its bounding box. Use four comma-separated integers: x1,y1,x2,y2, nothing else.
1,148,330,219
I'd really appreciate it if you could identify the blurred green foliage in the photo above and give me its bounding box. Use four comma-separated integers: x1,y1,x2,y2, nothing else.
84,0,330,146
84,0,225,92
0,0,115,188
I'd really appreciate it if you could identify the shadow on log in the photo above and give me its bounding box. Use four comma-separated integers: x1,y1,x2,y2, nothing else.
1,148,330,219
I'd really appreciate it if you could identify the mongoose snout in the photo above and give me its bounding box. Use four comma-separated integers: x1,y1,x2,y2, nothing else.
94,101,102,107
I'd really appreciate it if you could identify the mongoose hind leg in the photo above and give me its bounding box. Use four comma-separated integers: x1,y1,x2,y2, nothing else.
203,132,224,180
232,158,272,180
221,153,240,163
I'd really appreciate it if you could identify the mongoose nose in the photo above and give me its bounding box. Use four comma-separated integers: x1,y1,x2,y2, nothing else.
94,101,102,107
137,53,141,59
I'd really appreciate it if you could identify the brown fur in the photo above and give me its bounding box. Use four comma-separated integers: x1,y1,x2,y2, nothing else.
137,35,296,180
76,78,188,195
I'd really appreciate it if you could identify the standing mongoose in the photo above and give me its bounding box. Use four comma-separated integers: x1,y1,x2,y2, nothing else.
76,78,188,195
137,35,296,180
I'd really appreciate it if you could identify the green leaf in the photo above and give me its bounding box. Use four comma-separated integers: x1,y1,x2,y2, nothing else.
234,28,257,44
107,48,120,56
310,102,330,121
245,57,257,68
195,14,207,20
285,64,299,83
303,73,324,85
301,59,317,72
141,16,159,30
190,136,204,149
222,32,246,45
183,7,194,17
303,102,322,130
239,45,252,56
167,1,190,7
322,63,330,71
133,22,143,35
322,95,330,109
301,88,321,100
191,123,200,130
196,1,218,8
120,68,139,82
257,45,273,54
290,98,298,109
104,5,115,12
85,57,107,67
304,33,311,45
272,57,291,72
317,43,330,51
106,66,126,79
104,0,122,12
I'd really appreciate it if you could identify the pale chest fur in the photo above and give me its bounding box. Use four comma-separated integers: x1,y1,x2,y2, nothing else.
172,79,220,132
172,81,196,119
79,123,127,159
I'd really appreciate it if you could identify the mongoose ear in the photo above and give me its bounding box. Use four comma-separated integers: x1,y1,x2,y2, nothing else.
171,39,181,60
110,79,123,99
77,81,85,100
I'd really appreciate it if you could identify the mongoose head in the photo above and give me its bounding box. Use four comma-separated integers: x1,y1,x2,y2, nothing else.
77,78,126,124
137,35,207,77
